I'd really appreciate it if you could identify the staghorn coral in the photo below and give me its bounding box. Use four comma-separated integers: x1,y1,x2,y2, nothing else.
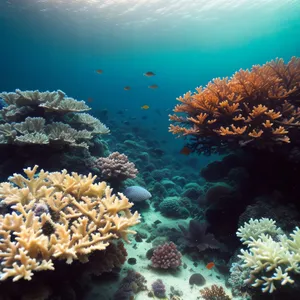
237,218,300,293
0,165,140,282
200,284,231,300
169,57,300,154
0,240,128,300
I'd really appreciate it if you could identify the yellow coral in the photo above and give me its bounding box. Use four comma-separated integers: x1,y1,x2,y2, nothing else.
0,166,140,281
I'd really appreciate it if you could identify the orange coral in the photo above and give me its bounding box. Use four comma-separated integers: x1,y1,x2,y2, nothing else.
169,57,300,154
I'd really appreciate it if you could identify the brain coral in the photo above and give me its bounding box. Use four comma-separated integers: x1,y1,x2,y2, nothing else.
169,57,300,154
0,165,140,282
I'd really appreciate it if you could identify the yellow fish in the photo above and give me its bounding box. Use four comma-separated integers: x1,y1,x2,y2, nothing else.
141,105,150,110
96,69,103,74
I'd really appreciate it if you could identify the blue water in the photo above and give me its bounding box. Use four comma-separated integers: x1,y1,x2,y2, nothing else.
1,1,299,138
1,1,300,299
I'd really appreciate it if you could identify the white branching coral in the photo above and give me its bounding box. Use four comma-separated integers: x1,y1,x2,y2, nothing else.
237,218,300,293
237,218,283,242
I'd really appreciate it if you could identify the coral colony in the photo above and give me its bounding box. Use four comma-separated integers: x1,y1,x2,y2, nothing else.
169,57,300,154
0,56,299,299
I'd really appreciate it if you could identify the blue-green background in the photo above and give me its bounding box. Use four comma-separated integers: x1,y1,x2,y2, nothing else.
1,1,300,153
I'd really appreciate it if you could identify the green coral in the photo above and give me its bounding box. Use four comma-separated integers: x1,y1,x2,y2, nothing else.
237,218,300,293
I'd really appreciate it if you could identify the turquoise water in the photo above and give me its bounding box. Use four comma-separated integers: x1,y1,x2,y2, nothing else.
2,0,299,155
1,1,300,299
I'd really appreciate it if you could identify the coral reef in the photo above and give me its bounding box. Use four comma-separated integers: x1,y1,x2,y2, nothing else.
237,218,300,293
0,90,110,179
151,279,166,298
200,284,231,299
94,151,138,183
0,90,109,148
169,57,300,154
151,242,182,269
113,269,147,300
159,196,189,218
227,261,252,298
0,165,140,281
0,241,128,299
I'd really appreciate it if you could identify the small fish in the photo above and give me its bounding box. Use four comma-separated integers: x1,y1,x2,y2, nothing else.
141,115,148,120
180,146,192,155
206,262,215,270
124,86,131,91
143,71,155,77
87,97,93,103
141,105,149,110
96,69,103,74
148,84,158,89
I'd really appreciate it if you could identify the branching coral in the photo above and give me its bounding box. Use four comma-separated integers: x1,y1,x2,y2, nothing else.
200,284,231,300
237,218,300,293
0,165,140,282
169,57,300,154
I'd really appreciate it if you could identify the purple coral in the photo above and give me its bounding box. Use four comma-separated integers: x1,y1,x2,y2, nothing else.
151,242,182,269
94,151,138,182
151,279,166,298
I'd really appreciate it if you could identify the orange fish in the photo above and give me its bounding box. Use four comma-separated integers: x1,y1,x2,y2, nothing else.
180,146,192,155
206,262,215,270
143,71,155,77
87,97,93,103
96,69,103,74
141,105,150,110
124,86,131,91
148,84,158,89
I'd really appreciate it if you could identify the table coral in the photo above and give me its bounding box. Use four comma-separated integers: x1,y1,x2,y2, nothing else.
0,165,140,282
169,57,300,154
0,90,110,149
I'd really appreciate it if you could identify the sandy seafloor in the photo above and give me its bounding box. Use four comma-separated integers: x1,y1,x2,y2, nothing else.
85,204,236,300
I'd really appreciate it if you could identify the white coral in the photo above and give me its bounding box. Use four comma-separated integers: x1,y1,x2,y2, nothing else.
237,218,283,243
237,218,300,293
